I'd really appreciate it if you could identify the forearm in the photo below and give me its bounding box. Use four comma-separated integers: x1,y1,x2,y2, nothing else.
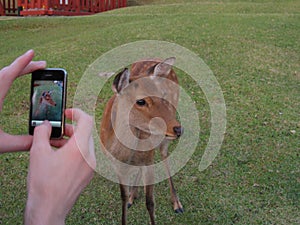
0,131,33,153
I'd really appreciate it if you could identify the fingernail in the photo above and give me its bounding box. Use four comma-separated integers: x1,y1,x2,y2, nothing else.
38,61,47,68
42,120,51,127
25,49,34,56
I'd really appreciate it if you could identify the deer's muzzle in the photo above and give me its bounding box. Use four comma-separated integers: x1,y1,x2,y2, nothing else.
173,126,183,138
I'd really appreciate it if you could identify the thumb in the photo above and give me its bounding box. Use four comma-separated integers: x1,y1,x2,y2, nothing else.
32,121,52,150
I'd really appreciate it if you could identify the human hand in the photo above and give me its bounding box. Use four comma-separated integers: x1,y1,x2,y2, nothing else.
0,50,46,153
25,108,96,225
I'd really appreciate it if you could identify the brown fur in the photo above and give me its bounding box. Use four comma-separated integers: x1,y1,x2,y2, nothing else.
100,58,183,225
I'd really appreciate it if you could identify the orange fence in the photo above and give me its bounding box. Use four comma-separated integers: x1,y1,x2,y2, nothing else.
0,0,126,16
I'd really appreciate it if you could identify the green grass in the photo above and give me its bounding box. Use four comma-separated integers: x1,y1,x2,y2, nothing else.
0,0,299,224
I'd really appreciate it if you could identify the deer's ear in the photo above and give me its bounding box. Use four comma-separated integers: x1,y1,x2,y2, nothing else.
153,57,176,77
112,68,130,93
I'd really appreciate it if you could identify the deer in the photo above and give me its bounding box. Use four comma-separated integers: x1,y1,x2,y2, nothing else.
100,57,184,225
34,90,56,118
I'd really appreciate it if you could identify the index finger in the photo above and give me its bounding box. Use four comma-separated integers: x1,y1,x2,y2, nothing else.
1,50,34,79
1,50,44,81
31,121,52,152
0,50,46,110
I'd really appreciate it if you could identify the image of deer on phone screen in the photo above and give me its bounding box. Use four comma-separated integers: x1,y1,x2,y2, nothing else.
31,80,63,122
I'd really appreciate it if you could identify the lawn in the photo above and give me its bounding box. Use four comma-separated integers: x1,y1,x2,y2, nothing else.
0,0,299,224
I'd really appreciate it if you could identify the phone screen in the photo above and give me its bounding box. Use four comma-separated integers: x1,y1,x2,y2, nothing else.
29,69,67,138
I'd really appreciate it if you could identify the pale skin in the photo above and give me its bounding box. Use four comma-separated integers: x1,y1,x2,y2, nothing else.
25,109,96,225
0,49,46,153
0,50,96,224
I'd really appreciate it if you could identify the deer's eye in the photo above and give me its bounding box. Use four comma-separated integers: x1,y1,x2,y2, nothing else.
136,99,146,106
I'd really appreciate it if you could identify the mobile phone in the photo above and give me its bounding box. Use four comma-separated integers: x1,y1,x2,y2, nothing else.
29,68,67,139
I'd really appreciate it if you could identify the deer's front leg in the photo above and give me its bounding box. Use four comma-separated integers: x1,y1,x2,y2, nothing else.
128,169,142,208
160,140,184,213
145,184,155,225
119,184,129,225
143,165,155,225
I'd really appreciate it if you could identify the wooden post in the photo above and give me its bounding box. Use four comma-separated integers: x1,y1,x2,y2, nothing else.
111,0,115,10
37,0,41,9
0,0,5,15
76,0,80,13
100,0,104,12
44,0,49,10
12,0,16,13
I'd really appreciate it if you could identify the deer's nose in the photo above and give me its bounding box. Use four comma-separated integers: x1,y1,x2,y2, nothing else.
173,126,183,137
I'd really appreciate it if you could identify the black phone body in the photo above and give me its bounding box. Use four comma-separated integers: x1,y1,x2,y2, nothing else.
29,68,67,139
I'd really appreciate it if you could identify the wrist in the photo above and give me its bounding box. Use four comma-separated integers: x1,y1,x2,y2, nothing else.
24,193,66,225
